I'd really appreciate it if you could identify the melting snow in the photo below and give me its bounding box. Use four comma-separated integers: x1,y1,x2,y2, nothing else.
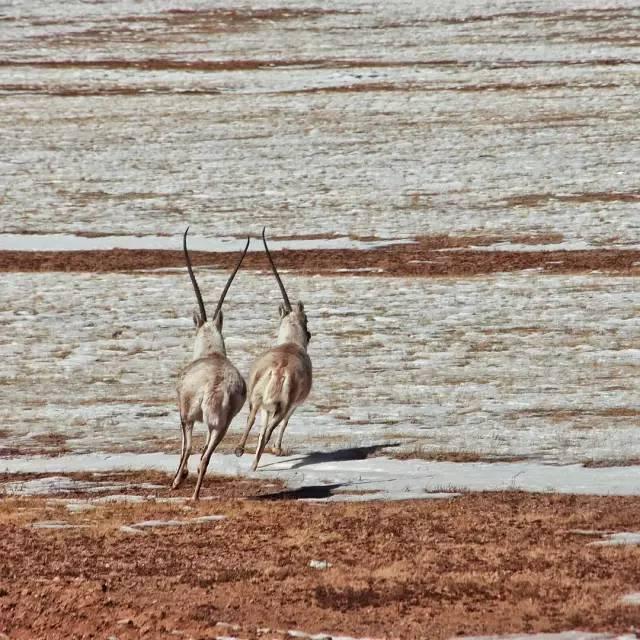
1,271,639,471
29,520,89,529
3,452,640,500
0,233,411,253
1,1,638,246
1,475,162,496
126,515,226,528
590,532,640,546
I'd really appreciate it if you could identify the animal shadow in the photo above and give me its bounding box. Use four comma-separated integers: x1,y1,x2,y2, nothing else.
253,483,345,501
288,442,402,469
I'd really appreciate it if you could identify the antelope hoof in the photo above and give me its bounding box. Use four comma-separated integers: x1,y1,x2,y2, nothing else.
171,468,188,489
251,461,259,472
234,446,245,458
273,446,283,456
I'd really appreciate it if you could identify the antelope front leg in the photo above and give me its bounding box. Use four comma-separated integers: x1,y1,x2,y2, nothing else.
234,402,258,457
172,421,193,489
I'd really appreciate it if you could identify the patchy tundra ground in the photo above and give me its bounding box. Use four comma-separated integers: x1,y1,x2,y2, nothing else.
1,0,640,638
1,269,638,471
1,473,640,639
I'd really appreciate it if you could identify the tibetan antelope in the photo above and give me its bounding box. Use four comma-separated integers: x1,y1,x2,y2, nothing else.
234,228,312,470
172,227,249,500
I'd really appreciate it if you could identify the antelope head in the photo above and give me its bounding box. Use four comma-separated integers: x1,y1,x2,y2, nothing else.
183,227,250,360
262,227,311,349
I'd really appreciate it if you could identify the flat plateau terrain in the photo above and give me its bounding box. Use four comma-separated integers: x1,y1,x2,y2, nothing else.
1,0,639,638
2,472,640,640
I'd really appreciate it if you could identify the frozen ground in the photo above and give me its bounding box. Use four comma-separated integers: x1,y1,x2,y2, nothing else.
4,452,640,499
1,0,639,244
2,233,639,254
1,268,639,495
2,3,640,638
0,232,412,252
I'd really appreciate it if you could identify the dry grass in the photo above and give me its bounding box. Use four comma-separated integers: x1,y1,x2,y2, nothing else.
504,191,640,208
2,484,640,639
390,447,528,463
583,458,640,468
2,239,640,278
507,407,640,424
433,7,639,26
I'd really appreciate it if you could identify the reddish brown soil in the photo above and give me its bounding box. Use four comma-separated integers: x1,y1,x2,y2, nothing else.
1,241,639,277
1,472,640,639
1,57,632,72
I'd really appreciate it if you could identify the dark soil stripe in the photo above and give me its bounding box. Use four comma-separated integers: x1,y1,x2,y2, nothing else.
1,246,638,277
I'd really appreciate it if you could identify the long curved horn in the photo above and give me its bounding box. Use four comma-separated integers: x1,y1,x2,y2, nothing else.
212,236,250,320
183,226,207,323
262,227,291,312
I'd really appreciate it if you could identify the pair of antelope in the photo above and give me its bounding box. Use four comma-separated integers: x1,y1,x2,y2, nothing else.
172,228,312,500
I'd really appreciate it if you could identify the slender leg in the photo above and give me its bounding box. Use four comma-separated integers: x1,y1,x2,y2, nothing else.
273,406,296,456
171,421,193,489
252,410,287,471
197,429,213,476
234,401,259,457
192,425,226,500
171,419,187,488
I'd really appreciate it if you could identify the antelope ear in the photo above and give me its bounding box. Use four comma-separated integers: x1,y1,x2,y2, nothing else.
297,301,305,312
214,310,223,331
193,310,205,328
278,303,289,319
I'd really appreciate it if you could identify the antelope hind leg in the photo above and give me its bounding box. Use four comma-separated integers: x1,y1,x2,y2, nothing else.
192,425,226,501
171,420,193,489
252,410,286,471
273,407,296,456
234,401,258,457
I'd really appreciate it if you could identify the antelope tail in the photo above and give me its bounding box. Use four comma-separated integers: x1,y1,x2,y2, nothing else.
203,387,230,428
263,371,291,422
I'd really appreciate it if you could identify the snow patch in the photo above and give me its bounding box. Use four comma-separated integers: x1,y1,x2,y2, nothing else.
0,233,410,253
1,475,162,496
29,520,89,530
3,452,640,500
126,515,226,529
2,271,639,469
590,532,640,546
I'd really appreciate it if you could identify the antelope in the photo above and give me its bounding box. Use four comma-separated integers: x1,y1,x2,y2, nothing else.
172,227,249,500
234,228,312,470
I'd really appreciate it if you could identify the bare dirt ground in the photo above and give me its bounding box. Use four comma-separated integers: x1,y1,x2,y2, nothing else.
2,472,640,640
1,241,639,277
